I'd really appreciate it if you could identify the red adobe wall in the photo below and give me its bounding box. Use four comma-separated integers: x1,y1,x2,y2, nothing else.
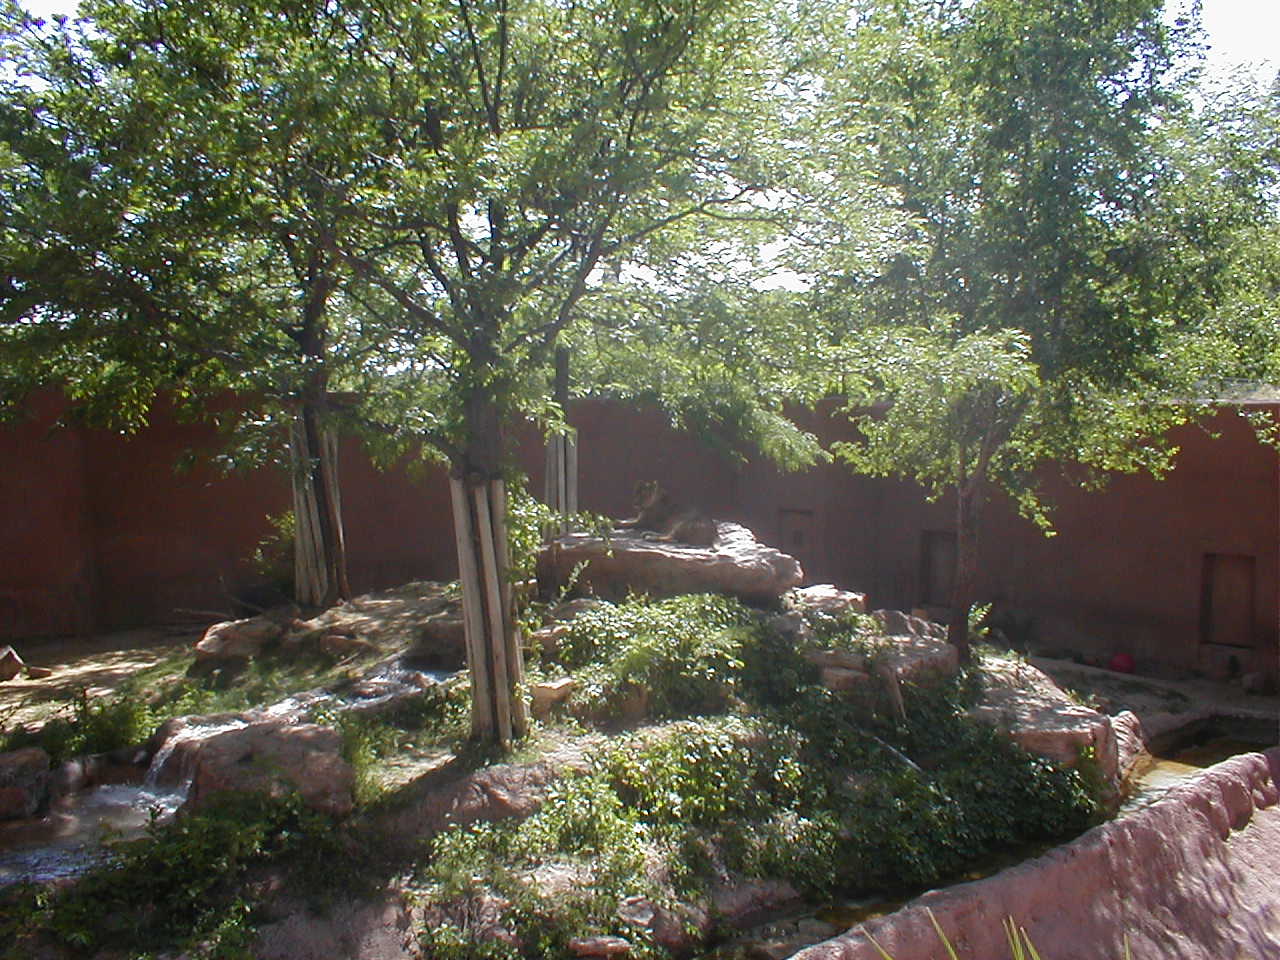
1,395,1276,684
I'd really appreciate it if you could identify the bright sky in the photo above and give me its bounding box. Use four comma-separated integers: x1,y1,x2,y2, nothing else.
13,0,1279,86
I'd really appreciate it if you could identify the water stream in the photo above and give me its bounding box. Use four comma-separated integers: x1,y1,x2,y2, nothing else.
0,658,449,888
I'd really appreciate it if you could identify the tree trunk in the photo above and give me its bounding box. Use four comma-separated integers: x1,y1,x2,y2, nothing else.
543,346,577,536
946,482,981,663
289,400,350,609
452,392,529,745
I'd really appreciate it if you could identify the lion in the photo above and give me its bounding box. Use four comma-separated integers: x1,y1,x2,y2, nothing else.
615,480,717,547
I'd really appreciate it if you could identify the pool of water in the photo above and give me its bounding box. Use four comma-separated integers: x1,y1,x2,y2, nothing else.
0,783,184,886
1121,723,1276,817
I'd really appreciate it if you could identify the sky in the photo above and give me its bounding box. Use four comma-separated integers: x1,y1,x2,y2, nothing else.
11,0,1279,85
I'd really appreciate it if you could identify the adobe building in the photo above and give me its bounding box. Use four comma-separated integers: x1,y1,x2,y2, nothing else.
2,392,1276,687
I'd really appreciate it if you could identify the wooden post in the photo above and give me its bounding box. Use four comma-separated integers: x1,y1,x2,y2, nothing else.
450,473,495,739
491,479,528,737
290,421,327,607
473,482,513,745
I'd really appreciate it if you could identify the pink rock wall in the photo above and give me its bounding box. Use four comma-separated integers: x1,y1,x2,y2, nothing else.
797,747,1280,960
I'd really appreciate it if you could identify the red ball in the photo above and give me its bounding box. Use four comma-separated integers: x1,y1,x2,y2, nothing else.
1109,652,1135,674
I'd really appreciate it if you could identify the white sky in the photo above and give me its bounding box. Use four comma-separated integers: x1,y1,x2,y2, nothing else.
13,0,1278,85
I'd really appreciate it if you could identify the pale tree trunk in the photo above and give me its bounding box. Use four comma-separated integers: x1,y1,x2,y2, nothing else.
289,406,350,609
946,480,981,663
451,391,529,745
543,346,578,535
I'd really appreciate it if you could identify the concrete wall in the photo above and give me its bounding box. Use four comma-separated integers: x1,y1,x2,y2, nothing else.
1,395,1275,683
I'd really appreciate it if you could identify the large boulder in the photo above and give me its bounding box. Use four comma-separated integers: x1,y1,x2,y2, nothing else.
181,721,355,817
970,657,1117,784
0,746,50,819
537,523,803,605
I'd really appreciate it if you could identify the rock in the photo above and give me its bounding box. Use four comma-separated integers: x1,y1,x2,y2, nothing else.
791,585,867,618
821,666,873,693
531,678,577,719
1242,671,1268,695
878,634,959,684
710,878,802,926
530,622,571,657
0,746,50,819
406,612,467,669
1111,710,1149,786
617,895,708,955
182,721,355,817
0,645,25,681
547,597,611,624
24,665,53,679
969,658,1117,785
537,522,803,605
570,935,633,958
194,612,292,662
871,609,945,641
254,891,424,960
317,632,378,658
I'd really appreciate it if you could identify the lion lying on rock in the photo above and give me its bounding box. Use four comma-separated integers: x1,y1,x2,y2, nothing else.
614,481,717,547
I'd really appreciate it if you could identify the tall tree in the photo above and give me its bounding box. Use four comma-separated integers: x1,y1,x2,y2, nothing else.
316,0,820,743
0,0,422,607
813,0,1259,658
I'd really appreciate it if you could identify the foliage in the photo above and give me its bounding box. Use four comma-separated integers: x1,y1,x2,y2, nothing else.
0,687,155,764
0,792,344,959
541,593,757,718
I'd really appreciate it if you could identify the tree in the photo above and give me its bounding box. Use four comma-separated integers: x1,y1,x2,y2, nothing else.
311,0,824,743
812,0,1263,658
0,0,424,608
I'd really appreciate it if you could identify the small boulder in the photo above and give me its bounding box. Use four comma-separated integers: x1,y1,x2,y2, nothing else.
821,666,873,693
25,665,53,680
0,646,25,682
531,678,577,720
570,936,633,958
406,612,467,669
0,746,50,819
790,584,867,618
537,522,803,605
872,609,946,641
182,721,355,817
195,611,291,662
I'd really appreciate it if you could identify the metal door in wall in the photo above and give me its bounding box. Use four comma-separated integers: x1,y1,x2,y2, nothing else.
1200,552,1256,649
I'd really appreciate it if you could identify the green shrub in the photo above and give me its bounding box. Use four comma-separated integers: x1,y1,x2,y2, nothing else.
0,688,156,764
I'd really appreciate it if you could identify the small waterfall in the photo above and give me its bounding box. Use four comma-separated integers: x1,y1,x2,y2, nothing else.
143,716,250,791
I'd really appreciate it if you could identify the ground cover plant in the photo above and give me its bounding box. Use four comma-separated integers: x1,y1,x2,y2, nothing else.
415,593,1100,957
0,589,1102,959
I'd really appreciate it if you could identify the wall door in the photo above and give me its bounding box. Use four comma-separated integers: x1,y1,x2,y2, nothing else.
1200,553,1256,649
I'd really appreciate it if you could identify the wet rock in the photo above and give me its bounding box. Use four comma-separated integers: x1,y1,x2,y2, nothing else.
0,746,50,819
537,523,803,605
0,645,25,681
570,935,633,958
181,721,355,817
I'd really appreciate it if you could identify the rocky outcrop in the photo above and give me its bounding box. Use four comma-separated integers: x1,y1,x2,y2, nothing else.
537,523,803,605
0,746,50,819
793,748,1280,960
970,657,1117,784
180,721,355,817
